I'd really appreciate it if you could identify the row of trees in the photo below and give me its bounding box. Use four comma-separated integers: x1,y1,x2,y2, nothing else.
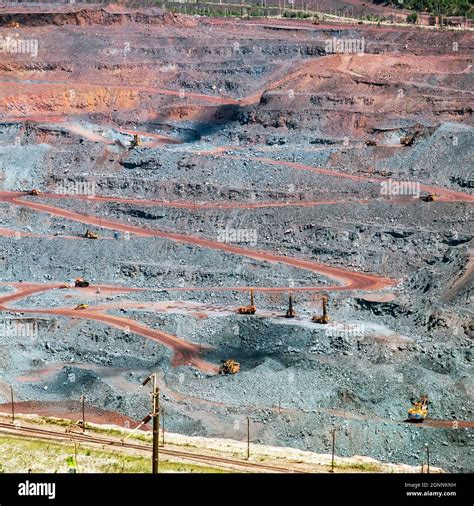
383,0,474,18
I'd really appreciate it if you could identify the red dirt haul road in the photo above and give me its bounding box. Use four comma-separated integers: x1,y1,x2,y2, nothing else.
0,192,395,291
1,135,473,373
0,282,218,373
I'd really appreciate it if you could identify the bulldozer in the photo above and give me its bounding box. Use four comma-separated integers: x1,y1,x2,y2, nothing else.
74,303,89,310
312,295,330,324
237,289,256,315
421,194,437,202
218,359,240,375
29,189,41,196
408,394,429,423
130,134,141,149
74,278,90,288
84,230,98,239
285,292,296,318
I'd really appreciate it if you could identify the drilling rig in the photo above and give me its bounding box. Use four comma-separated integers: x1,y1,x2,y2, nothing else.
285,292,296,318
130,134,141,148
237,289,256,315
312,295,330,324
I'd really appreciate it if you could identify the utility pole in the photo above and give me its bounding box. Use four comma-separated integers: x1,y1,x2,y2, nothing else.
247,418,250,460
10,385,14,424
152,378,159,474
426,446,430,474
331,429,336,472
161,405,165,446
80,395,85,433
141,373,160,474
74,441,79,473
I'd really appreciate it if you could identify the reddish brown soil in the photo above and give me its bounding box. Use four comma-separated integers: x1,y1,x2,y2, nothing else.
0,400,149,430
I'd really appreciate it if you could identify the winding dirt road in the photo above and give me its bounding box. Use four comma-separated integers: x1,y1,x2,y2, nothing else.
1,143,473,372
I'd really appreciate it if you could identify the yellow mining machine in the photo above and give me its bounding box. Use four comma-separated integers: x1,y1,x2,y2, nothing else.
285,292,296,318
84,230,98,239
237,289,256,315
60,278,89,289
130,134,141,148
420,194,437,202
312,295,330,324
218,359,240,375
74,303,89,310
74,278,90,288
29,189,41,196
407,394,429,423
401,124,423,147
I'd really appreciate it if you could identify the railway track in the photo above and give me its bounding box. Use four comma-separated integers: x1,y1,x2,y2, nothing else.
0,422,307,474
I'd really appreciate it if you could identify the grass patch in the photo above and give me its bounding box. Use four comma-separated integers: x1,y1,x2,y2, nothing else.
333,462,383,472
0,435,227,473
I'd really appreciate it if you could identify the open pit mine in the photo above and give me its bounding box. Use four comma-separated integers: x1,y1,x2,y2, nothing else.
0,2,472,474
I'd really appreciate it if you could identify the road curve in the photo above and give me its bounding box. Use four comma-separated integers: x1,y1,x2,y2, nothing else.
1,194,396,292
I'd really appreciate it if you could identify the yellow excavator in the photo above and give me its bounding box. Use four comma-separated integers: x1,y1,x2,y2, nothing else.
408,394,429,423
74,278,89,288
84,230,98,239
312,295,330,324
219,359,240,375
237,289,256,315
421,194,437,202
285,292,296,318
130,134,141,148
60,278,89,289
74,303,89,310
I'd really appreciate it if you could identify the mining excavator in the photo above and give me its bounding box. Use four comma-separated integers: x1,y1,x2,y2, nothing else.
421,194,437,202
312,295,330,324
407,394,429,423
130,134,141,148
74,303,89,310
60,278,89,288
285,292,296,318
218,359,240,375
237,289,256,315
29,189,41,196
84,230,98,239
74,278,90,288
